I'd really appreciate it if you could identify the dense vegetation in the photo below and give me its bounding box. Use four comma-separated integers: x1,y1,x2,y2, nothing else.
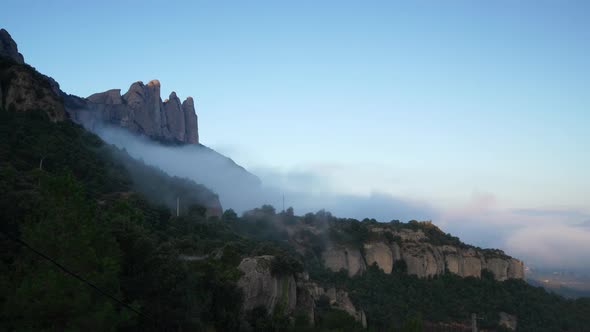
1,109,589,331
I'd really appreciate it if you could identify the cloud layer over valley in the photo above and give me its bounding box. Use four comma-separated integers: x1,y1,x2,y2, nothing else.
97,126,590,274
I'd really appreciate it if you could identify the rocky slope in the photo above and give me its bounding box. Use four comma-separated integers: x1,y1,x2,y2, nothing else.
236,255,367,328
356,225,525,280
291,220,524,281
0,29,24,64
0,29,65,121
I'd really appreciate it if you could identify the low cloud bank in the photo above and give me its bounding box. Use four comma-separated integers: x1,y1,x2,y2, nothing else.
96,126,590,273
96,125,437,222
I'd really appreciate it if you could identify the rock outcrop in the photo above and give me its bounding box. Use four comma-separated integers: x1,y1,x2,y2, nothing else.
319,225,525,281
499,312,518,331
298,279,367,328
322,244,366,277
66,80,199,144
364,241,396,274
237,256,366,328
0,29,24,64
0,28,65,121
237,256,297,315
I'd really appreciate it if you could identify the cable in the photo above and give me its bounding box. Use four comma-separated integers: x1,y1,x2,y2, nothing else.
0,229,153,323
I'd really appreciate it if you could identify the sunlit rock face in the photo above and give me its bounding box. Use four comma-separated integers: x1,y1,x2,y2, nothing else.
68,80,200,144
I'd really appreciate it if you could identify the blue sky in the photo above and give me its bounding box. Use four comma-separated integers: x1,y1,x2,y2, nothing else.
2,0,589,267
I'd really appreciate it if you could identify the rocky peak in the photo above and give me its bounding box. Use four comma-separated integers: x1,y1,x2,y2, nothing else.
68,79,200,144
163,91,185,142
0,29,25,64
87,89,122,104
0,29,64,120
183,96,199,144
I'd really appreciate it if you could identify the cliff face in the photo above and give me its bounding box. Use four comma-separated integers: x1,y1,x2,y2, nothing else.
237,256,298,315
318,225,524,281
67,80,199,144
237,255,367,328
322,227,524,280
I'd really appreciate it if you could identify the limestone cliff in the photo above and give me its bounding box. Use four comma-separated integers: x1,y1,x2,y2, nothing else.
321,244,366,277
236,256,366,328
237,256,298,315
67,80,199,144
299,222,524,281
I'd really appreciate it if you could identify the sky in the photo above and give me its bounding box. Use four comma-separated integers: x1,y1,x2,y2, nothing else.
2,0,589,271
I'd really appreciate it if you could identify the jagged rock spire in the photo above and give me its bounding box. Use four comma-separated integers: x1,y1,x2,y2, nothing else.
78,80,200,144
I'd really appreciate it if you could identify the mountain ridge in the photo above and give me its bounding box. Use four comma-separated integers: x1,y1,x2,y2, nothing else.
0,27,261,211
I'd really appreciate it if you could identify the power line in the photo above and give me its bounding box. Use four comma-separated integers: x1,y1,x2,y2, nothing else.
0,229,153,323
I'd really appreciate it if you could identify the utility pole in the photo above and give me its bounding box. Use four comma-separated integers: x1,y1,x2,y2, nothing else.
471,313,478,332
176,197,180,217
282,194,285,213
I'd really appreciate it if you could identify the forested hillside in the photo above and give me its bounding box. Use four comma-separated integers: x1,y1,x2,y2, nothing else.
1,109,589,331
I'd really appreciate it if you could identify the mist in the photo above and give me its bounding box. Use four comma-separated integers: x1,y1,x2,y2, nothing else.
95,125,590,273
96,125,436,223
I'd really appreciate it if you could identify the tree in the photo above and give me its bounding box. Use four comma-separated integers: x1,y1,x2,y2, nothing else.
2,174,134,331
223,208,238,222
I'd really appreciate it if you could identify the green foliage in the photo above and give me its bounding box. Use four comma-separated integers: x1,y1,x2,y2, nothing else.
1,174,133,331
310,264,590,332
392,259,408,274
315,308,364,332
271,254,304,276
328,218,369,248
0,110,242,330
223,208,238,221
2,108,589,332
